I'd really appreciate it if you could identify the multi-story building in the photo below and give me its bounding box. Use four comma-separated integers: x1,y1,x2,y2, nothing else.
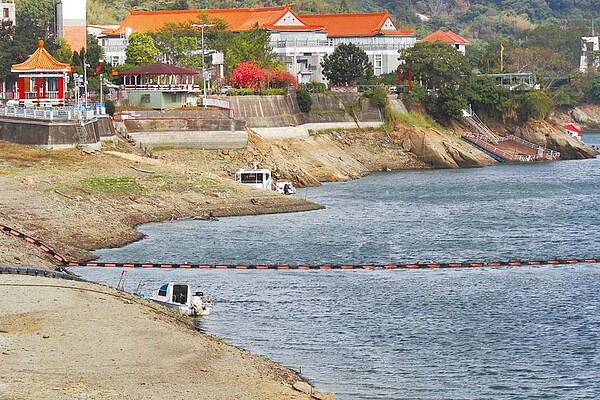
55,0,87,52
1,0,15,26
95,5,417,84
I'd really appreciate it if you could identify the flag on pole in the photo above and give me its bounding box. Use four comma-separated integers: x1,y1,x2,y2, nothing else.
501,42,505,52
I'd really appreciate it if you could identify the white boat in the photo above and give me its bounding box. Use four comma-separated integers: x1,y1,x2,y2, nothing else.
275,179,296,195
141,282,213,316
235,166,273,191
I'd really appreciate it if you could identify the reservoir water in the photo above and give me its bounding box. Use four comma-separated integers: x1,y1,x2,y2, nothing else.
72,133,600,399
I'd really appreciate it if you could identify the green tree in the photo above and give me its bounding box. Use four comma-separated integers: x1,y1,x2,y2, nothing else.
321,43,373,86
15,0,55,40
462,74,513,119
591,74,600,102
50,38,73,64
517,90,555,122
296,88,313,112
125,32,160,65
426,87,469,120
506,46,570,89
398,41,473,92
224,25,278,73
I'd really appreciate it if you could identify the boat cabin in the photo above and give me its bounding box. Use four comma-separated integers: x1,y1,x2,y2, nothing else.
154,282,191,305
235,168,273,191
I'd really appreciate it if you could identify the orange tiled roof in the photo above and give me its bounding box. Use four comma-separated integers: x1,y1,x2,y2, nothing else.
420,29,469,44
300,11,414,37
103,5,323,35
11,40,71,72
102,6,411,37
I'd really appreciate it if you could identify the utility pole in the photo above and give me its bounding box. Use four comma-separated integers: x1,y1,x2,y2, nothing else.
83,55,90,108
191,23,214,106
99,73,103,111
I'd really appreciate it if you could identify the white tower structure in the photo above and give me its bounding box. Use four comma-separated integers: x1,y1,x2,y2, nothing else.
56,0,87,52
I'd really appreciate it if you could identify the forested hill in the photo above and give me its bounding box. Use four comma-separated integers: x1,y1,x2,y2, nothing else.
88,0,599,30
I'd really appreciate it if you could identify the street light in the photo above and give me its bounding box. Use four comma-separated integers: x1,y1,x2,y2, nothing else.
191,23,214,106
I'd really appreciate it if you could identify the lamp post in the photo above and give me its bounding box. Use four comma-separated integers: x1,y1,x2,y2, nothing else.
191,23,214,106
83,56,90,108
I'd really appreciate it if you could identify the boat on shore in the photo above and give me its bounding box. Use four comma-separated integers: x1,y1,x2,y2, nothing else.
235,166,273,191
236,165,296,195
140,282,213,316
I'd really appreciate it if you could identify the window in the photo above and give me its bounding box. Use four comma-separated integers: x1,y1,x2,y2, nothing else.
374,55,382,68
171,93,177,103
3,8,9,19
141,94,150,103
111,55,120,65
158,284,168,297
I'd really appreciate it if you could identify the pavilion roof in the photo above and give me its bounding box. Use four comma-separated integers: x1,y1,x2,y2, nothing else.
11,40,71,72
118,62,199,76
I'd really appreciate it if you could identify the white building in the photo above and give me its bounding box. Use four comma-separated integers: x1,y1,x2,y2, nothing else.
1,0,15,26
95,6,417,83
55,0,87,52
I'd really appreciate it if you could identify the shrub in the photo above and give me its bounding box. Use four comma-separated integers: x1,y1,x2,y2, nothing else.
517,90,554,122
363,85,389,108
261,88,286,95
228,88,255,96
296,88,312,112
299,82,327,93
104,99,115,116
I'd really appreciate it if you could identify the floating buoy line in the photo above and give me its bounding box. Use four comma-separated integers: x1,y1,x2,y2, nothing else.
2,224,597,270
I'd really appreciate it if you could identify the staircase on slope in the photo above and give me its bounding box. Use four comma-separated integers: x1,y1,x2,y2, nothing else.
461,108,560,162
76,120,97,152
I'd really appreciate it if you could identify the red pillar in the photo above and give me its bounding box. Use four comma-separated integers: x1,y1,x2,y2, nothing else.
17,77,25,100
407,68,413,93
36,77,41,105
58,76,64,103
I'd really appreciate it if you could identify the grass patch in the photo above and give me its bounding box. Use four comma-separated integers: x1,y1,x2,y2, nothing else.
144,174,225,192
151,145,177,152
363,143,386,155
81,177,144,194
390,110,443,130
314,109,346,116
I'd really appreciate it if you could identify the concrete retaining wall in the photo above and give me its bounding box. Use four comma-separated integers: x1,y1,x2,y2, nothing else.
0,116,112,149
229,93,383,130
124,118,247,149
128,130,248,149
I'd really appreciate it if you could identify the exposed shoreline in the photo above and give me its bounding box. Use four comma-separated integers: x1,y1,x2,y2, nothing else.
1,106,598,399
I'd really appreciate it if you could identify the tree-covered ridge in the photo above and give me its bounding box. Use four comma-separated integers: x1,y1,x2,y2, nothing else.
84,0,599,26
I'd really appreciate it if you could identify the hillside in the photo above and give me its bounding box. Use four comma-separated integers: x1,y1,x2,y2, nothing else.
87,0,599,30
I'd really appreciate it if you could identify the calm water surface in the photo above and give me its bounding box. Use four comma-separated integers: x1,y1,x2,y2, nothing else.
72,133,600,399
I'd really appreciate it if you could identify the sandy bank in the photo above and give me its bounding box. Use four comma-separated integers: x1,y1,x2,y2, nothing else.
0,273,317,400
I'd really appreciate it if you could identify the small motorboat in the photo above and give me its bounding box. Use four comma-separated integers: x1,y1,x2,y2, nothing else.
140,282,213,316
235,165,273,191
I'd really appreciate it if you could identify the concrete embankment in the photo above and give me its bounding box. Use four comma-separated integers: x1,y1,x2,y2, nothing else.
0,114,114,149
119,93,385,147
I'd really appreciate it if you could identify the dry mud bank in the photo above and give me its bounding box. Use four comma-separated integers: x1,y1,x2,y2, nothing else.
0,274,320,400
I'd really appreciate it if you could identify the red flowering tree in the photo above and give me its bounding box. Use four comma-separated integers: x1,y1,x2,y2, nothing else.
268,70,298,89
231,62,267,91
232,61,297,91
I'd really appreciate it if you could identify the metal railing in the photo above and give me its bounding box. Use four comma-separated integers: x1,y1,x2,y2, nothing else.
124,84,201,91
463,132,560,162
0,104,107,121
